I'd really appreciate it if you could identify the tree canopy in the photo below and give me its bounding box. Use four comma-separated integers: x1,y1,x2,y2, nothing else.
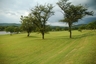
57,0,93,38
20,16,34,37
5,26,14,35
29,4,54,39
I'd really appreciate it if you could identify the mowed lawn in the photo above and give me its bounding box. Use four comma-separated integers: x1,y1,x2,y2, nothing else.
0,30,96,64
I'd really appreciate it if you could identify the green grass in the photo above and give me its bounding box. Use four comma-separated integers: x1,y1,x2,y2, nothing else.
0,30,96,64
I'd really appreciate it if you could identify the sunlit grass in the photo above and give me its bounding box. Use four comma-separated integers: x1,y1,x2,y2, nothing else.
0,30,96,64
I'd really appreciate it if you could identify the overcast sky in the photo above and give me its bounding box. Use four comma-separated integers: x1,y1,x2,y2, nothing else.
0,0,96,26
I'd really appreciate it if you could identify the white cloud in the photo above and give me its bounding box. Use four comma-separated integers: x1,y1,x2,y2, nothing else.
0,0,96,26
47,22,68,27
69,0,88,5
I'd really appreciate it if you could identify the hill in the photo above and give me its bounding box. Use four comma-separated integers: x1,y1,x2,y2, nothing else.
0,23,21,26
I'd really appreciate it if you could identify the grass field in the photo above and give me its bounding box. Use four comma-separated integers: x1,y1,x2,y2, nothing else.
0,30,96,64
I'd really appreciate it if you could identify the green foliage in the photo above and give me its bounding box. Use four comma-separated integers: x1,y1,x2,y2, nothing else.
0,26,6,31
57,0,93,38
30,4,54,39
86,20,96,30
20,16,34,37
14,27,21,34
79,25,86,29
78,25,86,32
47,26,66,31
5,26,14,35
78,28,82,32
55,26,61,31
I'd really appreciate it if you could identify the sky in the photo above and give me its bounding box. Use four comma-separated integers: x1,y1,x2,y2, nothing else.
0,0,96,26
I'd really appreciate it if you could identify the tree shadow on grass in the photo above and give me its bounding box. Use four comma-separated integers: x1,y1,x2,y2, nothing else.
23,36,39,38
22,31,96,40
49,32,96,40
46,36,71,40
72,32,96,39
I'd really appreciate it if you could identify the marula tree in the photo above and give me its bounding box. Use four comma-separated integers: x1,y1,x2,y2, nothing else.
57,0,93,38
5,26,14,35
20,16,34,37
29,4,54,39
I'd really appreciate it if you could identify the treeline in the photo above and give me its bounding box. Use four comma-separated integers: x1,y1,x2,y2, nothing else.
0,20,95,38
78,20,96,32
0,25,67,32
0,24,79,31
0,26,21,35
0,20,95,33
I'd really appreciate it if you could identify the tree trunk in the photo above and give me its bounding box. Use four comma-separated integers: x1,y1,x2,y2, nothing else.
69,28,72,38
42,32,44,39
69,23,72,38
17,32,19,34
94,28,96,31
27,32,30,37
10,32,12,36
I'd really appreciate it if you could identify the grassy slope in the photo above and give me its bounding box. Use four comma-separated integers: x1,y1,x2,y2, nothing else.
0,30,96,64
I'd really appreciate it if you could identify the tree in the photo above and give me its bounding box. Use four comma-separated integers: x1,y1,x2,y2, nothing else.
20,16,34,37
78,28,82,32
87,20,96,30
55,26,61,31
57,0,93,38
14,27,20,34
30,4,54,39
5,26,14,35
78,25,86,32
78,27,82,32
0,26,5,31
92,21,96,30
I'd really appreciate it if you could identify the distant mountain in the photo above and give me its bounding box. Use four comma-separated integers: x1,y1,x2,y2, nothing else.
72,24,87,28
0,23,90,28
0,23,21,26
